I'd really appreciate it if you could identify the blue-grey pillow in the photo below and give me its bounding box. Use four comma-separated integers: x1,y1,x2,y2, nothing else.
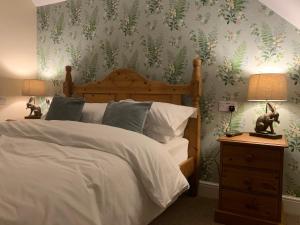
45,96,85,121
102,101,152,133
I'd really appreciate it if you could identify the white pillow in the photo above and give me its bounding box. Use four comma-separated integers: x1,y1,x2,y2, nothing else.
143,102,197,143
80,103,107,123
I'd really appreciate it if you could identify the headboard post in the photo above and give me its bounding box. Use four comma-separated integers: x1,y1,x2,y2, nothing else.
63,66,73,97
192,57,202,108
186,57,202,196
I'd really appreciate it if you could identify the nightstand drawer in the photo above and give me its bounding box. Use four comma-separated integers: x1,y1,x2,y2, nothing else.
220,190,279,221
222,167,280,195
222,144,281,170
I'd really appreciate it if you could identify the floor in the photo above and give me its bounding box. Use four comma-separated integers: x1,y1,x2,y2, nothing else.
150,196,300,225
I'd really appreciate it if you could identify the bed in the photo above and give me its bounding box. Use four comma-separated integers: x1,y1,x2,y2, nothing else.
0,57,201,225
63,57,202,193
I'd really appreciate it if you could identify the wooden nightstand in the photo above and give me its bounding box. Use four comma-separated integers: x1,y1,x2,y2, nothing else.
215,133,288,225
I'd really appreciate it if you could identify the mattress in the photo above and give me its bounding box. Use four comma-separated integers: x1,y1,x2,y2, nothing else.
164,138,189,165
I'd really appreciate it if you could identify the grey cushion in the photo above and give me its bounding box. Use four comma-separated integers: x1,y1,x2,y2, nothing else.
45,96,85,121
102,101,152,133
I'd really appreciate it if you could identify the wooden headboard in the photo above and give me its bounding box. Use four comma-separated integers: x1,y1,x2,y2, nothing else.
63,57,202,195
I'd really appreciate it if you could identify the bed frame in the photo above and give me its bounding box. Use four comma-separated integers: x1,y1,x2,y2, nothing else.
63,57,202,196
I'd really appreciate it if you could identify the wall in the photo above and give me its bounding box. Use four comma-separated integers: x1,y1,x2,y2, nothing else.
37,0,300,197
0,0,37,120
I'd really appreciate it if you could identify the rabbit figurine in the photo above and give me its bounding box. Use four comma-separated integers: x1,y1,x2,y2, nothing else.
26,97,42,118
255,102,280,134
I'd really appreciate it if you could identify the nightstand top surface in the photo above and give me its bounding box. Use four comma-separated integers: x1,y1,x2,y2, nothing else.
218,133,288,148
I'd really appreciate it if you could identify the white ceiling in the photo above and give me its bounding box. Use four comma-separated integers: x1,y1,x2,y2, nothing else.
32,0,66,7
259,0,300,29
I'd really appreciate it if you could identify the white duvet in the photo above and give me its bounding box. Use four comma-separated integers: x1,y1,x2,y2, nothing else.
0,120,189,225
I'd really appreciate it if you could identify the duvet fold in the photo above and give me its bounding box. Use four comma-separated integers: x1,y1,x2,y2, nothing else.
0,120,189,225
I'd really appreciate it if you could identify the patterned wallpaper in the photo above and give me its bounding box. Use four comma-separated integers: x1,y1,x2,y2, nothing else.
37,0,300,197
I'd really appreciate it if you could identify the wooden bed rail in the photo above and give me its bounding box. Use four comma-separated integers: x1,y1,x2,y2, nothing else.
63,57,202,196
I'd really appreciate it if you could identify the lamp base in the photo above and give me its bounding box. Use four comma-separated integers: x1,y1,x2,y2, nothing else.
226,130,243,137
249,132,282,139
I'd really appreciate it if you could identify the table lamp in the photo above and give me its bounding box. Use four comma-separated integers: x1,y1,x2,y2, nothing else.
247,73,287,139
22,79,46,119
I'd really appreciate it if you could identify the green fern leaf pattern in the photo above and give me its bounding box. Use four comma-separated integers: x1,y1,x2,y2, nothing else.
142,35,163,68
217,42,246,86
146,0,163,15
288,62,300,85
66,44,81,71
200,89,216,124
103,0,119,21
218,0,247,24
165,0,187,31
37,47,48,73
195,0,217,8
164,47,187,84
49,57,65,95
190,29,217,65
285,121,300,153
213,116,228,137
100,40,119,70
288,41,300,85
231,42,246,73
120,0,139,36
261,23,274,59
38,7,50,31
50,14,64,44
229,104,245,131
67,0,81,25
81,52,98,83
83,7,98,40
253,23,285,63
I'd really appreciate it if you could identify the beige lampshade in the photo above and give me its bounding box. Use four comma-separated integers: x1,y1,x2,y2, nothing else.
22,79,46,96
247,74,287,101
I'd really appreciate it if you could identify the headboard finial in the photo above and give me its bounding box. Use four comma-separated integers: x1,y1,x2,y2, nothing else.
66,65,72,73
63,65,73,97
193,56,201,67
192,57,201,82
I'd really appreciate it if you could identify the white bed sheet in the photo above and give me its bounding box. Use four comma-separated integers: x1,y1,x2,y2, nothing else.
164,138,189,165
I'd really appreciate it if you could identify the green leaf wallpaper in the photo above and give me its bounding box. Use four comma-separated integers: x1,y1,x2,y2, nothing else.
37,0,300,197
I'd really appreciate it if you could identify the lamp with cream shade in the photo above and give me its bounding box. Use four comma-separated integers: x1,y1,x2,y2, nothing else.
22,79,46,119
247,73,287,139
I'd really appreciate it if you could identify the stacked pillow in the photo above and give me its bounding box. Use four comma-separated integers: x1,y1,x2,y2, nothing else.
102,101,152,133
45,96,85,121
101,100,197,143
45,96,197,143
81,103,107,123
143,102,197,143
